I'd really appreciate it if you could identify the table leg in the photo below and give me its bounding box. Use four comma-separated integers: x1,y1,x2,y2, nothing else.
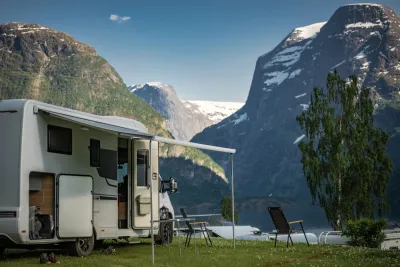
194,227,196,254
178,222,181,256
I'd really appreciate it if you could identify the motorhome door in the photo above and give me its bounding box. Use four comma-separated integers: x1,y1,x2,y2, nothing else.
132,140,159,229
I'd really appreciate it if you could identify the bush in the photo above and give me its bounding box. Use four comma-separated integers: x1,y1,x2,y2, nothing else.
342,218,387,248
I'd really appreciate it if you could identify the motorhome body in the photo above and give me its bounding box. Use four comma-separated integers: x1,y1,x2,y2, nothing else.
0,99,180,256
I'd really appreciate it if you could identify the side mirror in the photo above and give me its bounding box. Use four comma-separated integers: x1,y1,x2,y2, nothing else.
159,176,178,193
169,177,178,193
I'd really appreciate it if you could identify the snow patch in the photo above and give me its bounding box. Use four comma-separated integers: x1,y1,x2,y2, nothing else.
300,104,309,110
183,101,244,123
264,71,289,86
345,22,383,29
332,60,346,69
233,113,248,125
293,134,306,144
287,22,327,42
361,62,370,71
289,69,303,79
295,93,307,99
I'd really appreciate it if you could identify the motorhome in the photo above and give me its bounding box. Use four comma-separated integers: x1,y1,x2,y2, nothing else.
0,99,235,257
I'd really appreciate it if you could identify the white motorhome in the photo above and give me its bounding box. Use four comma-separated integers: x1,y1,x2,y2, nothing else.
0,99,236,257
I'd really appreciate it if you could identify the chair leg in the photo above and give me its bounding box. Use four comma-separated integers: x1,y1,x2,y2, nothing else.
300,222,309,247
202,224,213,247
185,233,189,247
274,233,278,248
286,234,290,248
289,234,293,245
187,233,192,247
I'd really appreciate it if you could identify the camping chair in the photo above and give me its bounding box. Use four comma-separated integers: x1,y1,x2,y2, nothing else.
180,208,213,247
268,207,309,248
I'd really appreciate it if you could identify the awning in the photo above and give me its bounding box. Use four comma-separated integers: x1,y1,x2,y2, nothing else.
33,104,236,154
34,105,153,139
153,136,236,154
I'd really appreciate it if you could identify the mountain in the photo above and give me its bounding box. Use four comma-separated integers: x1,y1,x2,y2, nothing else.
129,82,213,140
183,100,244,124
129,82,243,140
0,21,227,203
191,3,400,221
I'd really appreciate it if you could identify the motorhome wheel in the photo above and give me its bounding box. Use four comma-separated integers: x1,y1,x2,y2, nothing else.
68,235,95,257
159,220,174,245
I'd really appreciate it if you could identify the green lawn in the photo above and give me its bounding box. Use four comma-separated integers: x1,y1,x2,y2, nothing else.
1,238,400,267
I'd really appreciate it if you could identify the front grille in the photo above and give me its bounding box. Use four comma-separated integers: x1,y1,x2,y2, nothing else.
0,211,17,218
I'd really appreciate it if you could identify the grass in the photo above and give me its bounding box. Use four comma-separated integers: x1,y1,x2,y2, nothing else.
1,238,400,267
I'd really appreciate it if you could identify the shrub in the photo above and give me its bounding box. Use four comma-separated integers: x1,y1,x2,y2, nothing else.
342,218,387,248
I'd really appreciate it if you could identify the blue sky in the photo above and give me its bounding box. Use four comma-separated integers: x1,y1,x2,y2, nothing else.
1,0,400,101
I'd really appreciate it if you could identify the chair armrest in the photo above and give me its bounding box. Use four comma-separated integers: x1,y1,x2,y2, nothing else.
190,222,208,225
288,220,303,224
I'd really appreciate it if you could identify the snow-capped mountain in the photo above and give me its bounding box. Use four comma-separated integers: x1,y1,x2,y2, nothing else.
183,101,244,124
191,3,400,218
129,83,242,141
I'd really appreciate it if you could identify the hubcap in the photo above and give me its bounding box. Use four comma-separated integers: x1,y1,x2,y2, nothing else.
79,238,91,252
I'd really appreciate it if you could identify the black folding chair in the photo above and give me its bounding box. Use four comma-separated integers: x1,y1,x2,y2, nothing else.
180,208,212,247
268,207,309,248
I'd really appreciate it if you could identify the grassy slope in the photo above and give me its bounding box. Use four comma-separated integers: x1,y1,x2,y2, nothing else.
0,26,225,179
2,239,399,267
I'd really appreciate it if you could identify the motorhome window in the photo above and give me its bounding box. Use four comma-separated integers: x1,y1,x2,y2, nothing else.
137,150,148,187
90,139,100,167
47,125,72,155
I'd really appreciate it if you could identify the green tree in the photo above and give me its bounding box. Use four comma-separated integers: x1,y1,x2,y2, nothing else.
220,196,239,224
296,70,393,230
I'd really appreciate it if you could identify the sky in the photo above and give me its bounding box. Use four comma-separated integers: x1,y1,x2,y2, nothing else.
1,0,400,102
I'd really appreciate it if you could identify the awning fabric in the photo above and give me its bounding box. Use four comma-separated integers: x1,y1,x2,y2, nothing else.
36,106,153,139
35,105,235,154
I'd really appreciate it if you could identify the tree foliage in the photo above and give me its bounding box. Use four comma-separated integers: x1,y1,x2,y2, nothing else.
296,70,393,230
342,218,387,248
220,196,239,224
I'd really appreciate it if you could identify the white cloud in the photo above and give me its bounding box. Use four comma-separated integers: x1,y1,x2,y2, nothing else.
109,14,131,23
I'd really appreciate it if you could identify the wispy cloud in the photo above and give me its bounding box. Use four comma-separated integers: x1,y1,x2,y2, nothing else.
109,14,131,23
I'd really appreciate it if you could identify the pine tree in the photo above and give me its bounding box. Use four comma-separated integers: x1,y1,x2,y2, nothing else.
296,70,393,230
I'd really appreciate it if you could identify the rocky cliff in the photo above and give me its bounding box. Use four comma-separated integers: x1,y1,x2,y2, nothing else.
192,3,400,219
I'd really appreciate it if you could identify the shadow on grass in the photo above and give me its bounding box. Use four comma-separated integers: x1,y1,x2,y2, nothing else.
0,239,154,261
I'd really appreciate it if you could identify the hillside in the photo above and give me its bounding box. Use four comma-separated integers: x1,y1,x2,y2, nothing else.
130,82,214,140
130,82,243,141
191,3,400,219
0,22,226,182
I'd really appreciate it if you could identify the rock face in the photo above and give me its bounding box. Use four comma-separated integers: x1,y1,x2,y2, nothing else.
130,82,244,140
130,82,214,140
192,4,400,217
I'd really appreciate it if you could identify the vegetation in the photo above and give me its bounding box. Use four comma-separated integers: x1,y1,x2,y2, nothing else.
220,196,238,224
342,218,387,248
2,239,400,267
296,71,393,230
0,24,226,179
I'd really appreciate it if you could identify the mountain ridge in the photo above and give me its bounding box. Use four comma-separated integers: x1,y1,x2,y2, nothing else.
191,3,400,219
130,82,243,140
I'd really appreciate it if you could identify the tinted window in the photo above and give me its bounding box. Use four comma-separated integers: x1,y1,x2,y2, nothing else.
137,150,148,186
90,139,100,167
47,125,72,155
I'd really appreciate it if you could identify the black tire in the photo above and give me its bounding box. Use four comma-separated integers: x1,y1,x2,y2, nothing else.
68,235,95,257
158,220,174,245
